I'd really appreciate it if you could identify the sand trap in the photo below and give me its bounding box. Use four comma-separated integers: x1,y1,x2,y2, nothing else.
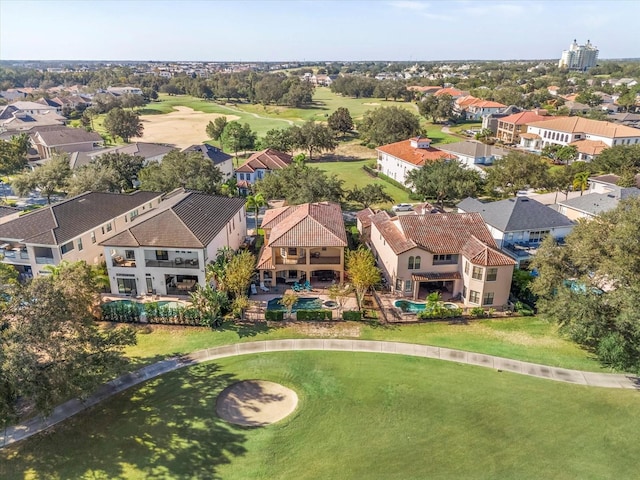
216,380,298,427
363,102,381,106
133,106,239,149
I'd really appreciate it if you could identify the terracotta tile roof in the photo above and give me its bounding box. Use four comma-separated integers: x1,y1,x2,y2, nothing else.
266,202,347,248
435,87,465,97
256,245,274,269
376,139,455,167
371,211,416,254
526,117,640,138
372,211,498,255
235,148,292,173
460,235,516,266
261,205,295,230
520,132,541,139
469,99,506,109
456,95,480,108
236,180,251,188
101,191,245,248
356,208,375,229
498,111,553,125
570,139,608,156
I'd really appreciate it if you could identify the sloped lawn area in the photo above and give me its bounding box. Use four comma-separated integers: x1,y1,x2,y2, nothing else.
2,352,638,479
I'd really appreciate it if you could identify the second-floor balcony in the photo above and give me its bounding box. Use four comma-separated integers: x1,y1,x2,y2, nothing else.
309,254,341,265
1,245,30,263
145,257,200,269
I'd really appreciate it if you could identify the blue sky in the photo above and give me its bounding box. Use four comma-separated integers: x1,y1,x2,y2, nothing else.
1,0,638,61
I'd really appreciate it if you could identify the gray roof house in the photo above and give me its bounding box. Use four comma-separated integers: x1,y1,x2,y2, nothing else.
0,190,162,277
101,188,247,296
457,196,575,266
438,141,509,174
69,142,176,169
182,144,234,180
31,127,103,158
557,187,640,221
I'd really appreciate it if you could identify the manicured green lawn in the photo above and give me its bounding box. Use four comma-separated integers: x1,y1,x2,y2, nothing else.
123,316,605,372
312,159,413,206
3,352,638,479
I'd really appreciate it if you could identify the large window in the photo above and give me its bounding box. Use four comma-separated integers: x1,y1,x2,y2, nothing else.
472,266,483,280
469,290,480,304
433,254,458,265
483,292,495,306
125,250,135,260
486,268,498,282
408,256,421,269
404,280,412,292
61,242,74,255
77,238,83,251
528,230,550,243
155,250,168,261
90,231,96,244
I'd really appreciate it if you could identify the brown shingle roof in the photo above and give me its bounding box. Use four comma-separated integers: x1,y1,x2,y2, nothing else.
0,191,159,245
102,191,246,248
235,148,292,173
376,139,455,167
35,127,102,146
264,202,347,248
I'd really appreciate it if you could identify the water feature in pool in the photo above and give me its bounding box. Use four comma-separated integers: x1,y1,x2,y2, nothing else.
394,300,458,313
267,297,323,311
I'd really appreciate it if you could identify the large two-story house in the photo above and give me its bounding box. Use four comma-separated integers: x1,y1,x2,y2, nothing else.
101,189,246,296
376,137,455,187
0,191,162,278
457,196,575,267
360,210,515,307
520,117,640,161
257,202,348,288
235,148,292,195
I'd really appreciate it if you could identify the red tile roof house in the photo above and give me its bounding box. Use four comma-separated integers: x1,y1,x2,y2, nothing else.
455,96,507,121
101,188,246,296
496,110,555,144
358,209,515,306
256,202,348,288
376,137,455,187
235,148,292,195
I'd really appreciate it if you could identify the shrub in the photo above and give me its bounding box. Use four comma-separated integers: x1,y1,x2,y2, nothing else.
265,310,285,321
362,164,378,177
297,309,332,321
342,310,362,321
515,301,534,316
470,307,486,318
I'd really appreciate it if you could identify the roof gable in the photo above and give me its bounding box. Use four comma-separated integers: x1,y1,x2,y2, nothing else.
235,148,292,173
265,202,347,248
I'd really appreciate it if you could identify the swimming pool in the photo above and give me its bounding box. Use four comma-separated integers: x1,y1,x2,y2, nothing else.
267,297,323,311
394,300,459,313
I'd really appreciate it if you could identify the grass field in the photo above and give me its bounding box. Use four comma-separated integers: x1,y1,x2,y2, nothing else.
122,316,605,372
2,352,637,479
312,159,413,207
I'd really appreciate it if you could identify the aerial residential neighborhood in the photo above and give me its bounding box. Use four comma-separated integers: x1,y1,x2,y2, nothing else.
1,0,640,478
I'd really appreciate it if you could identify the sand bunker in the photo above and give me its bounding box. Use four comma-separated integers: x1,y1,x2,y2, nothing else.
133,106,239,149
216,380,298,427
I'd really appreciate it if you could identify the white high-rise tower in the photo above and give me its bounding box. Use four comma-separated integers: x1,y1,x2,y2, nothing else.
559,39,599,71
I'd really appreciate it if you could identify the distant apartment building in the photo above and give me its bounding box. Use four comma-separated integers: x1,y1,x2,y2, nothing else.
559,39,599,71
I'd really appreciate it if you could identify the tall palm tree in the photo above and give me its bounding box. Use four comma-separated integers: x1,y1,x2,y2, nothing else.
246,192,266,233
573,171,590,196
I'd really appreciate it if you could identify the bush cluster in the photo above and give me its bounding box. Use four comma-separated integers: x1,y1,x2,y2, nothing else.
342,310,362,321
297,310,333,321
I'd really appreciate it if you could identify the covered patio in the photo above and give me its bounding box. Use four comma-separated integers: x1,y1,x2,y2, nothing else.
411,272,462,301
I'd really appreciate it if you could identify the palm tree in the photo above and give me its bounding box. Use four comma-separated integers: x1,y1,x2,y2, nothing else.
205,247,234,292
246,192,266,233
573,171,590,196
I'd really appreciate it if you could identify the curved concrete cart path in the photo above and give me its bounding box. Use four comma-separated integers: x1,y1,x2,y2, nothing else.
2,339,638,448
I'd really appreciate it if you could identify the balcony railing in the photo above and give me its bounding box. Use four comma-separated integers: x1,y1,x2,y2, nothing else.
112,259,137,268
275,257,306,265
35,256,55,265
145,258,200,269
309,256,340,265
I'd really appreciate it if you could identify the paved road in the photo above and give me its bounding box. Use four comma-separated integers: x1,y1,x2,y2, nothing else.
2,339,638,448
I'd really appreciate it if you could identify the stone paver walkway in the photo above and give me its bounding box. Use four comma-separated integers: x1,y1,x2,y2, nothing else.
2,339,638,448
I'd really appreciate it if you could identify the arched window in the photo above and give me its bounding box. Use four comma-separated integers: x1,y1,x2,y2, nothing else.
414,256,421,269
408,256,414,269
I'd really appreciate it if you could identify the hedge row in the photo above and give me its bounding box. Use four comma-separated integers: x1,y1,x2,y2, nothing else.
265,310,285,321
362,165,378,177
297,309,333,321
342,310,362,321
